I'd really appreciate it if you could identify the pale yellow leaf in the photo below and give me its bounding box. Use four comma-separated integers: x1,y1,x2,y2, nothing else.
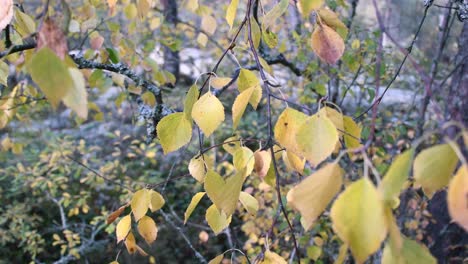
254,150,271,178
330,178,387,263
192,93,225,137
184,84,200,121
343,116,362,152
233,146,255,177
413,144,458,197
211,77,232,89
28,48,74,108
208,254,224,264
204,170,244,216
201,15,217,35
311,24,345,64
274,108,309,154
296,113,339,167
225,0,239,29
184,192,206,224
156,112,193,154
124,231,137,254
131,189,150,222
13,9,36,37
379,149,414,202
148,190,165,212
237,69,262,109
239,191,258,215
205,204,231,235
0,60,8,86
0,0,13,31
189,155,207,182
283,151,306,174
250,18,261,49
222,136,241,155
137,215,158,244
319,106,344,133
287,163,343,230
232,87,254,129
185,0,199,12
260,250,287,264
447,165,468,231
116,214,131,243
63,68,88,119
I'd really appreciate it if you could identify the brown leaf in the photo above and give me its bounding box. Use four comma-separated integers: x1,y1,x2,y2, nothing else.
37,18,68,59
106,204,129,225
311,24,345,64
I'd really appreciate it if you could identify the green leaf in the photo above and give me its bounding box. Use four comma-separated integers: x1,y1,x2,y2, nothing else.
296,113,339,166
156,112,193,154
225,0,239,29
106,48,120,63
262,0,289,30
28,48,74,108
13,9,36,37
413,144,458,197
300,0,324,16
382,237,436,264
287,163,343,230
379,149,414,202
184,85,200,121
330,178,387,263
184,192,206,224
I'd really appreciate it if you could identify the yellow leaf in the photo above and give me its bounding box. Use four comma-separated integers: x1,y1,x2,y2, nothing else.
233,146,255,177
208,254,224,264
330,178,387,263
413,144,458,197
0,0,13,31
283,151,306,174
148,190,165,212
237,69,262,109
13,9,36,37
28,48,74,108
109,261,119,264
131,189,150,221
211,77,232,89
254,150,271,178
382,237,436,264
296,113,339,167
137,0,151,19
250,18,261,49
205,204,231,235
225,0,239,29
262,0,289,30
379,149,414,202
447,165,468,231
184,192,206,224
261,250,287,264
222,136,241,155
185,0,198,12
141,91,156,107
318,8,348,39
274,108,309,154
192,93,225,137
204,170,244,216
201,15,217,35
63,68,88,119
239,191,258,215
333,244,348,264
311,24,345,64
124,231,137,254
184,84,200,121
299,0,324,16
287,163,343,230
232,87,254,129
319,106,344,133
137,216,158,244
343,116,362,152
116,214,131,243
188,155,207,182
156,112,193,154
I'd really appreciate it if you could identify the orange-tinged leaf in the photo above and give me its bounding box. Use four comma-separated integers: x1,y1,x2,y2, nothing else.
330,178,387,263
131,189,150,221
137,216,158,244
0,0,14,31
192,93,225,137
208,254,224,264
447,165,468,231
311,24,345,64
296,113,339,167
287,163,343,230
205,204,231,235
274,108,309,154
184,192,206,224
413,144,458,198
124,231,137,254
204,171,244,216
254,150,271,178
156,112,193,154
116,214,131,243
37,18,68,60
148,190,165,212
107,204,129,225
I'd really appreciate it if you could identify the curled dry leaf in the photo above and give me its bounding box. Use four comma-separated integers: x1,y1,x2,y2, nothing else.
37,18,69,60
254,150,271,178
311,24,345,64
0,0,14,31
107,204,129,224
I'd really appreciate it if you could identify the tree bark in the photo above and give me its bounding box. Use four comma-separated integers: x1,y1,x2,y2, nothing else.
161,0,180,83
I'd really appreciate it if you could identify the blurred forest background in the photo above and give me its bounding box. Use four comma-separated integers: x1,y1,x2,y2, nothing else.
0,0,466,263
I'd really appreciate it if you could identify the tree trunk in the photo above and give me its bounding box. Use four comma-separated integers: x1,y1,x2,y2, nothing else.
161,0,180,83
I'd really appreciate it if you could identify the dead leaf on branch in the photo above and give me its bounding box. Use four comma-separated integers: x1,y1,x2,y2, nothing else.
37,18,68,60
